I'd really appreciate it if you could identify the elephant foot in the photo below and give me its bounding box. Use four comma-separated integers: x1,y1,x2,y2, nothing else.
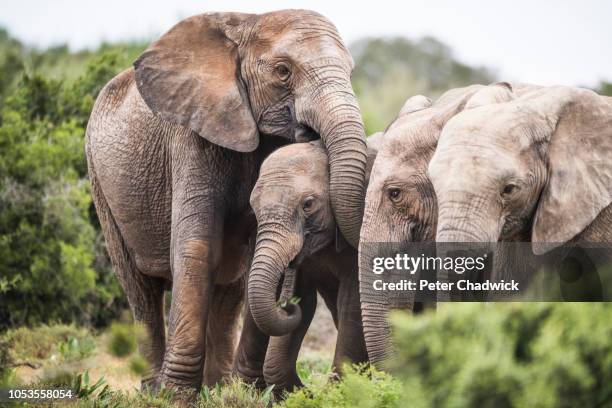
140,374,161,394
268,372,303,399
154,383,199,407
233,367,267,390
169,387,199,408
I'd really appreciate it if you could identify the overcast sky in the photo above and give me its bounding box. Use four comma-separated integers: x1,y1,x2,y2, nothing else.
1,0,610,87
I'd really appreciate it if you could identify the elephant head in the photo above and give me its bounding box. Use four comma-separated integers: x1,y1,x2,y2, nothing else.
359,83,514,365
248,140,378,336
429,86,612,256
133,10,367,246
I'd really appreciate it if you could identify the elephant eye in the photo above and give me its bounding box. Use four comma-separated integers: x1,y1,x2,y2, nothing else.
275,63,291,81
501,183,519,196
302,197,315,212
387,188,402,202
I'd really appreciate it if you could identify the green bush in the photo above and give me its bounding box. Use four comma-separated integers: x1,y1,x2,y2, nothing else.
282,365,402,408
108,322,138,358
390,303,612,408
597,80,612,96
296,355,332,383
58,335,96,361
129,354,149,376
1,324,92,363
0,49,131,330
350,36,494,133
0,338,15,386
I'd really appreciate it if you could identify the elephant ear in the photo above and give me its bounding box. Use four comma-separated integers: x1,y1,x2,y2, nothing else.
531,87,612,254
465,82,514,109
399,95,432,116
134,12,259,152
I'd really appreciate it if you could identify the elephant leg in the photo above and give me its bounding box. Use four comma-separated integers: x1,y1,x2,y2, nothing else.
161,234,221,395
263,285,317,396
160,136,230,396
332,276,368,373
203,277,245,386
127,274,166,391
109,252,166,392
88,165,166,391
233,293,269,389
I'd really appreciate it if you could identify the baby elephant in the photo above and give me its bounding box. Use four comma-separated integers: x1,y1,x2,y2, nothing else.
247,139,377,392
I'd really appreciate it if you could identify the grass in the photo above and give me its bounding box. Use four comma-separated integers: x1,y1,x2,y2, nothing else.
6,303,605,407
0,324,97,388
297,355,332,384
0,311,421,407
2,324,95,364
9,365,399,408
0,323,348,407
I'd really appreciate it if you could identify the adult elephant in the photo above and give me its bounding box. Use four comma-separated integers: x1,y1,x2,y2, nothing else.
85,10,367,395
429,85,612,296
358,83,516,366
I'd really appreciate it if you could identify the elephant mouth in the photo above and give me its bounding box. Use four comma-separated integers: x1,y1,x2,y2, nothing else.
278,267,300,312
288,254,306,269
295,123,320,142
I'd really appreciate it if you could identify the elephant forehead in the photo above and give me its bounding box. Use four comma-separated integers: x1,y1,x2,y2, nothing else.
440,104,533,148
257,165,328,190
381,116,439,163
261,143,328,171
370,153,427,189
256,10,340,41
252,11,351,65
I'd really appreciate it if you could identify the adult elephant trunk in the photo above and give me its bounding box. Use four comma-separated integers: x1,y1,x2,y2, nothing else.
298,82,367,247
248,219,304,337
358,199,415,367
359,239,392,367
435,199,499,301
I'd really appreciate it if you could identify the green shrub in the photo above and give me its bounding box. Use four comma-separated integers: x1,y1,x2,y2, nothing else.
0,51,129,330
282,365,402,408
1,324,91,362
350,36,494,133
390,303,612,408
296,355,331,384
0,338,15,386
58,335,96,361
129,354,149,376
108,322,138,357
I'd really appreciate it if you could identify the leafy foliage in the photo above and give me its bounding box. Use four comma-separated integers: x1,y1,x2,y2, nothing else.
350,36,495,133
1,324,93,363
390,303,612,408
58,335,97,361
71,371,111,399
0,29,143,329
107,322,139,358
0,338,14,386
597,80,612,96
282,364,402,408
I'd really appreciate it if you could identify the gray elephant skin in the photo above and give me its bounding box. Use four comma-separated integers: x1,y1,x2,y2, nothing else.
85,9,367,395
247,137,382,393
358,83,521,366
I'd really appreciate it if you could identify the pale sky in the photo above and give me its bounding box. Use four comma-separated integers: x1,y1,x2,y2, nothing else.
1,0,611,87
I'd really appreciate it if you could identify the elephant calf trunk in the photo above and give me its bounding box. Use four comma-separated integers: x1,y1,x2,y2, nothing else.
248,227,303,337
